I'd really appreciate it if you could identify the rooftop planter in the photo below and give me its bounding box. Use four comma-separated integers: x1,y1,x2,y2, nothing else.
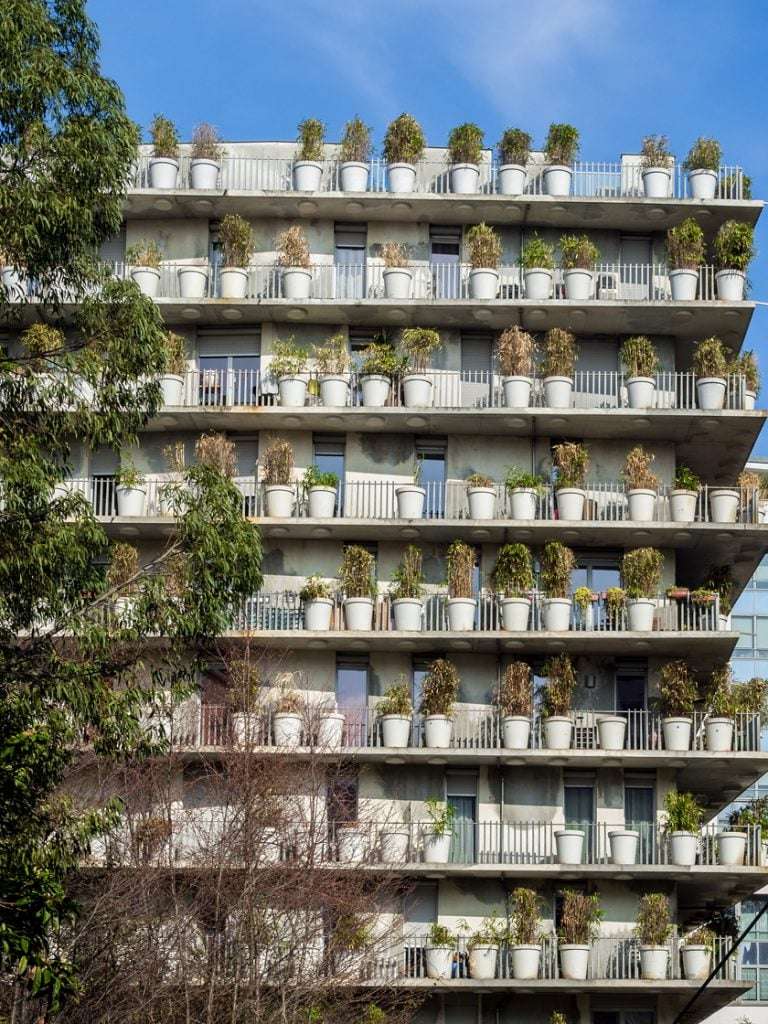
383,113,425,193
519,234,555,300
294,118,325,191
553,441,589,521
219,213,253,299
496,128,531,195
380,241,412,299
276,225,312,300
126,239,162,297
419,660,459,748
559,233,600,300
400,327,442,407
667,217,705,300
620,335,659,408
492,544,533,631
713,219,754,300
543,122,579,196
261,438,294,517
683,137,722,199
189,122,223,189
497,326,535,407
539,653,576,748
270,337,308,406
540,541,575,632
465,223,502,299
339,116,372,192
390,544,425,630
640,134,673,198
313,332,351,407
693,335,730,410
541,327,577,407
495,661,533,748
622,445,659,522
447,122,484,194
148,114,179,189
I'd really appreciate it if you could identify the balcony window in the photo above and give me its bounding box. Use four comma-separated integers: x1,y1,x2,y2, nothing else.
446,773,477,864
197,330,261,407
564,780,595,862
625,781,655,864
334,224,366,300
430,227,461,299
416,439,446,519
335,656,368,710
619,235,652,300
460,332,494,407
313,435,345,513
411,658,430,711
326,771,358,826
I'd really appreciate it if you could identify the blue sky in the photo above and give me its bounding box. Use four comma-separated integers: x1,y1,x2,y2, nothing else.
90,0,768,452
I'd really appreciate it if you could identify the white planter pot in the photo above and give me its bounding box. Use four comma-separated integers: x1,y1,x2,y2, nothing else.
282,267,312,299
395,485,425,518
556,487,585,520
116,486,146,517
628,489,657,522
469,946,498,980
543,375,573,408
446,597,476,631
511,945,541,979
682,945,711,980
161,374,184,406
709,487,739,523
383,268,413,299
626,376,656,409
380,715,411,748
627,598,655,631
380,829,410,863
542,598,572,632
423,832,451,863
178,266,208,299
716,830,747,866
669,268,698,300
274,712,302,747
502,715,531,749
264,485,294,518
467,487,496,519
387,163,416,193
559,944,589,980
663,716,692,751
278,375,307,407
609,829,639,864
696,376,726,410
360,374,390,407
598,716,627,751
340,161,368,192
706,717,733,752
450,163,480,194
231,711,260,746
498,164,526,195
304,598,333,631
716,269,745,301
640,946,669,981
424,715,452,749
130,267,160,297
543,164,572,196
308,486,336,518
688,168,718,199
555,829,584,865
343,597,374,631
543,715,573,749
318,712,345,748
502,376,532,408
337,825,366,862
524,267,553,300
148,157,179,189
319,375,349,407
642,167,671,198
425,946,453,979
393,598,422,630
670,489,698,522
189,159,220,189
401,373,433,408
745,390,757,410
500,597,531,631
509,487,537,520
219,267,248,299
564,268,593,301
669,831,698,866
468,268,499,300
293,160,323,192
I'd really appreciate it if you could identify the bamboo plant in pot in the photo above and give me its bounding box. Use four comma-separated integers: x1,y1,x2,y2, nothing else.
339,116,372,192
559,233,599,301
422,798,456,863
541,328,577,407
658,659,698,750
424,921,457,979
497,127,531,195
693,335,730,411
681,926,715,980
445,539,476,630
540,541,575,631
126,239,162,297
300,574,335,631
543,122,580,196
419,658,459,748
509,887,542,979
339,545,377,630
218,213,252,299
704,663,737,753
505,467,543,521
447,122,484,193
620,335,659,409
383,113,425,193
640,134,673,198
261,439,294,517
189,122,223,189
713,219,754,301
666,217,704,300
160,331,186,406
621,547,663,630
622,445,659,522
495,661,533,749
313,332,351,407
496,326,536,407
492,543,533,631
270,338,308,407
276,225,312,300
115,459,147,517
683,136,722,199
717,803,749,869
377,680,413,749
395,459,426,519
635,893,672,980
273,689,304,747
466,472,496,520
558,889,601,980
381,241,412,299
302,464,338,518
400,327,442,407
670,465,701,522
730,348,760,409
294,118,325,191
466,222,502,299
664,789,703,866
519,234,555,300
148,114,180,189
539,653,576,750
358,341,406,408
553,442,589,521
390,545,425,630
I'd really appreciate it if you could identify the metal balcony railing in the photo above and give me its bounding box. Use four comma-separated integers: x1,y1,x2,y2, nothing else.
130,153,748,201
